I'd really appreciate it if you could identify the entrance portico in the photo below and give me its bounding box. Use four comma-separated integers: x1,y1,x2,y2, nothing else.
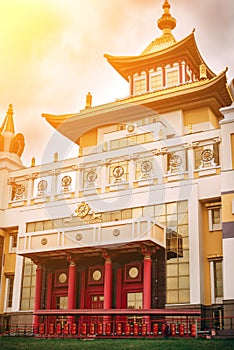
18,217,166,333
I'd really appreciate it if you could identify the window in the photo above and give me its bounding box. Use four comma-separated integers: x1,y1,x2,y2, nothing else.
214,261,223,299
210,259,223,303
9,235,17,253
5,275,14,309
127,292,143,309
134,78,146,95
150,74,162,90
20,258,36,310
166,70,179,87
208,206,222,231
165,201,190,304
56,296,68,310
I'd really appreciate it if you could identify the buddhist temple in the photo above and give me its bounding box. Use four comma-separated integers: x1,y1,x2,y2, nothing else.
0,1,233,338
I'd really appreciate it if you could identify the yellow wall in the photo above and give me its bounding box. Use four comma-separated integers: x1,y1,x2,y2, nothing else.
184,107,219,128
78,128,98,148
201,203,223,305
222,193,234,223
0,233,17,312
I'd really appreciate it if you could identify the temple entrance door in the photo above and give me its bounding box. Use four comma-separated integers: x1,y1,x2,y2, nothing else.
90,295,104,324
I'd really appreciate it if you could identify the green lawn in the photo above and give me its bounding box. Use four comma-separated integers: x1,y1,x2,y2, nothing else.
0,338,234,350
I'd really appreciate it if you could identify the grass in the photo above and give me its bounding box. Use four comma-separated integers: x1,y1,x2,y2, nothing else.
0,337,234,350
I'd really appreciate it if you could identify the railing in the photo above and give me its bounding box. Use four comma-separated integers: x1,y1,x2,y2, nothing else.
1,310,234,339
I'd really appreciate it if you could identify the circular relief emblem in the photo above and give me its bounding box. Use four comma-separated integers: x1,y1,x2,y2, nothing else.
38,179,48,192
62,175,72,187
16,184,25,195
76,233,83,241
141,160,152,173
92,270,102,281
86,170,97,183
76,202,90,218
58,273,67,284
201,149,213,162
127,124,135,133
41,237,48,245
113,229,120,237
113,165,124,178
128,267,139,279
170,154,182,167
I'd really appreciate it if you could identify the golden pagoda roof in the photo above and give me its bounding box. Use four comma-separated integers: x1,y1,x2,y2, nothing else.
42,70,232,144
104,31,215,81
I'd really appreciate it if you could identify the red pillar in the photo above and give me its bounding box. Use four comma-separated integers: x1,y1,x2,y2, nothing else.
129,74,134,95
103,255,112,332
33,264,43,332
104,257,112,309
162,66,166,87
146,70,149,92
179,60,183,84
143,255,152,309
67,261,76,327
143,254,152,334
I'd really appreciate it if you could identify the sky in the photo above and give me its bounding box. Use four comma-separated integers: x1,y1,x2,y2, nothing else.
0,0,233,166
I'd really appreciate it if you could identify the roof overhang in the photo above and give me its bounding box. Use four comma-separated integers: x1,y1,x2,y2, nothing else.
42,70,232,145
104,31,215,81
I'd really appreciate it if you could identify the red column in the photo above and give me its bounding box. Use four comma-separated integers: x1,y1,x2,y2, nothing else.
104,257,112,309
129,74,134,95
103,254,112,331
179,61,183,84
162,66,166,87
33,264,43,332
143,255,152,309
67,261,76,327
146,70,149,92
143,253,152,334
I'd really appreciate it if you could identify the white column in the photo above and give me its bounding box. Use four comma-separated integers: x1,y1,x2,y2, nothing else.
209,261,215,304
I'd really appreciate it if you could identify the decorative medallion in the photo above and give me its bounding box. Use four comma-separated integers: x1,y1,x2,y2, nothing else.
15,184,25,196
86,170,97,183
92,269,102,281
113,165,124,178
128,267,139,279
141,160,152,173
127,124,135,133
113,229,120,237
62,175,72,187
170,154,182,168
75,201,90,218
76,233,83,241
201,149,213,162
41,237,48,245
58,273,67,284
37,179,48,192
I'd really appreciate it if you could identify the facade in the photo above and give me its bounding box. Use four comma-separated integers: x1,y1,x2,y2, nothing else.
0,0,234,335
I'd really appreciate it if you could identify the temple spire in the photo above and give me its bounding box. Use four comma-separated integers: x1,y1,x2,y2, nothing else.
141,0,176,55
0,104,25,158
0,104,15,134
157,0,176,33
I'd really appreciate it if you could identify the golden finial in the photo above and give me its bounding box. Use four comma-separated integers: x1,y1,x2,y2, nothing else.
31,157,35,167
157,0,176,33
85,92,92,109
54,152,58,162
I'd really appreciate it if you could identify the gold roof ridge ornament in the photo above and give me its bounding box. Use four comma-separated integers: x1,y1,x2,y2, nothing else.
75,201,102,223
141,0,176,55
